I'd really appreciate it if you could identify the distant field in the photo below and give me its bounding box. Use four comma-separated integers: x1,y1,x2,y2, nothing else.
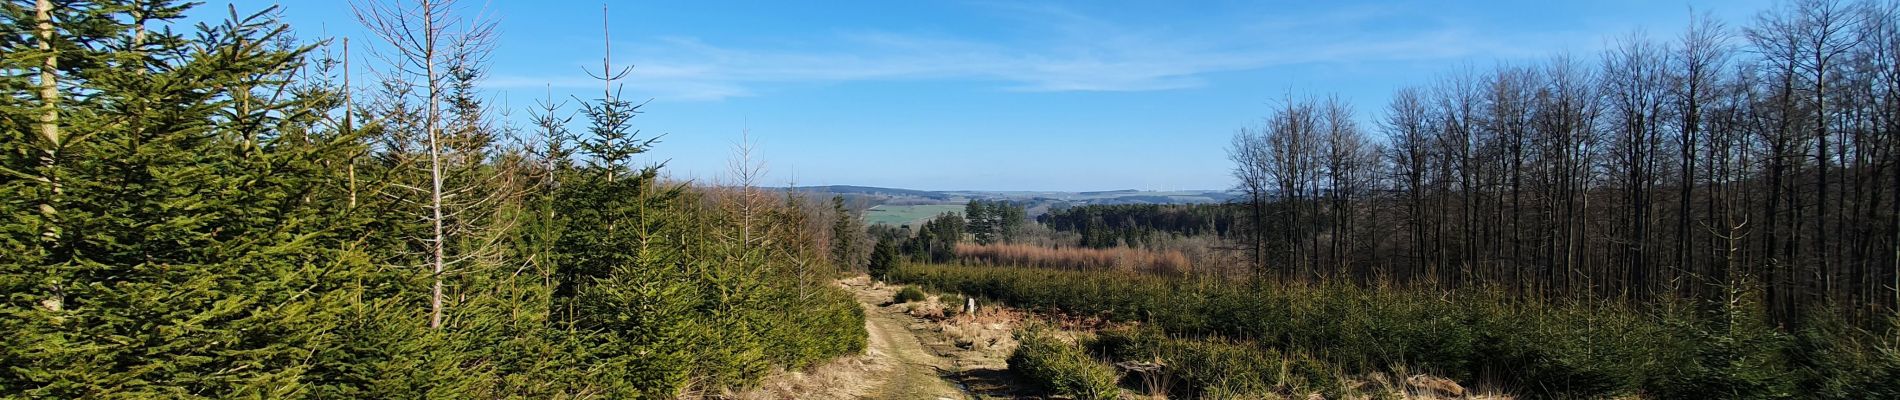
937,190,1233,204
864,204,963,227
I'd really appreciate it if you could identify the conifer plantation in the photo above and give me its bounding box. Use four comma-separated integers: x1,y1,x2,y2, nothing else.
0,1,864,397
8,0,1900,399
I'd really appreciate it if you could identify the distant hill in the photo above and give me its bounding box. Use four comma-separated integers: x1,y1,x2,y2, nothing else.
787,185,953,201
788,185,1236,211
784,185,1239,226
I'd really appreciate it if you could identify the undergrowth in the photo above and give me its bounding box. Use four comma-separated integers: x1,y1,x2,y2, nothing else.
1009,325,1122,400
892,262,1900,399
894,286,928,303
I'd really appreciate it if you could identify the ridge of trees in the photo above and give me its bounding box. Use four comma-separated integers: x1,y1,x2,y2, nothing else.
1229,0,1900,325
1040,203,1242,248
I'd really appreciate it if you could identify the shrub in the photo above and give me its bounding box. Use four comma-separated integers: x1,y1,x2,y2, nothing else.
1094,326,1339,398
940,294,966,315
1785,313,1900,400
1009,326,1122,399
895,286,928,303
888,262,1900,398
1155,338,1281,397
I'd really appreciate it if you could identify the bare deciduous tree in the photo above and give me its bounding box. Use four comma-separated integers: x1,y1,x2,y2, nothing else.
1226,0,1900,322
355,0,502,328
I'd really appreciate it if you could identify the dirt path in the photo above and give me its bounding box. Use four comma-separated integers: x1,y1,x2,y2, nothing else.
854,282,970,399
737,278,1017,399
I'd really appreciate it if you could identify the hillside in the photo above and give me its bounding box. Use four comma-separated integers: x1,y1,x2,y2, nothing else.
789,186,1237,227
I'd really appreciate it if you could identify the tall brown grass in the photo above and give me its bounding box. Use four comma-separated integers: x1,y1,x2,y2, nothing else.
955,243,1190,275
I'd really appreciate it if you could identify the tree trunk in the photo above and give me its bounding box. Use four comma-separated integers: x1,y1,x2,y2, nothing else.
344,37,357,209
424,0,446,330
35,0,62,311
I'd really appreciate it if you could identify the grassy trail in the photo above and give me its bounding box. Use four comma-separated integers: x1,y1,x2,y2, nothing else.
852,280,971,399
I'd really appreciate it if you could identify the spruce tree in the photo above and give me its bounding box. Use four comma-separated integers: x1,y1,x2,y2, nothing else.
968,199,996,245
552,4,696,396
0,2,869,397
1,3,370,396
831,195,864,271
870,237,899,280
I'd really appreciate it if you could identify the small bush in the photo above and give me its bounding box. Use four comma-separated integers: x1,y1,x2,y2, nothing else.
940,294,966,315
1096,326,1340,398
1785,313,1900,399
1286,354,1342,398
895,286,927,303
1010,326,1123,399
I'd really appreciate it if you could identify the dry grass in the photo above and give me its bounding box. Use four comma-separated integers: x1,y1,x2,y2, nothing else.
725,356,882,400
896,292,1023,359
934,303,1023,358
735,277,970,400
1330,368,1513,400
955,242,1191,275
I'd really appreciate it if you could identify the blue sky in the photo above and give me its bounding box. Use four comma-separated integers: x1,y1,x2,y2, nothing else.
211,0,1770,191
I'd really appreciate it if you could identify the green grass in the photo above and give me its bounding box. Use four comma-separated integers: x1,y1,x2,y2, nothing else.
863,204,964,227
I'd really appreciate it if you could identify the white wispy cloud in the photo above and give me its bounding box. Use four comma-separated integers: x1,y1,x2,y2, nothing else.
482,3,1571,101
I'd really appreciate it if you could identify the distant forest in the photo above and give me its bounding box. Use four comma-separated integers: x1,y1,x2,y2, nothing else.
1040,204,1241,248
1217,0,1900,326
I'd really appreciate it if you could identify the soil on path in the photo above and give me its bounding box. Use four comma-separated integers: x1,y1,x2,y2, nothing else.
736,277,1022,400
857,283,970,399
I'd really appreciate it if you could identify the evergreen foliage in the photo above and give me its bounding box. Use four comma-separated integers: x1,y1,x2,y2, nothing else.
902,212,964,263
2,4,369,396
830,195,867,272
868,236,898,281
1008,325,1122,400
1094,326,1342,398
1040,203,1241,248
964,199,1025,245
0,1,865,397
894,286,927,303
892,262,1900,398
